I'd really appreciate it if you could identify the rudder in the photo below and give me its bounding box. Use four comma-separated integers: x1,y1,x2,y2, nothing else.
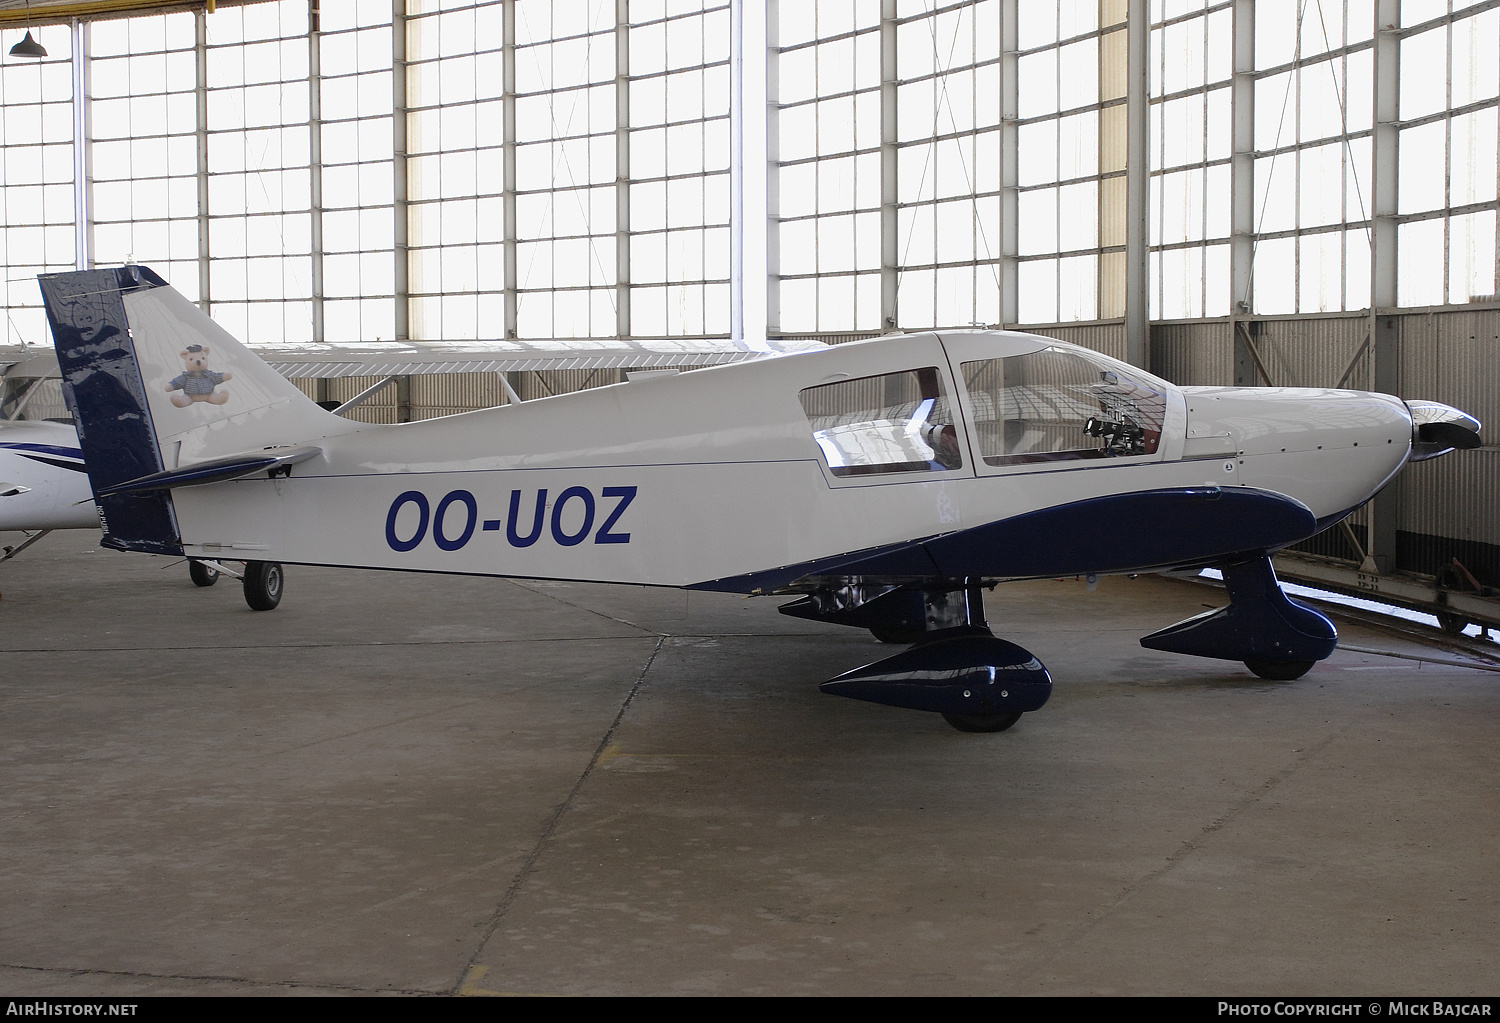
40,266,181,554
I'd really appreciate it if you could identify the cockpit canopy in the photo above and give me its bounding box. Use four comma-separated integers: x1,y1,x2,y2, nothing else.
798,335,1170,478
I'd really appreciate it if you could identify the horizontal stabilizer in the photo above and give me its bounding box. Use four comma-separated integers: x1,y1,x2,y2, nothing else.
95,446,322,497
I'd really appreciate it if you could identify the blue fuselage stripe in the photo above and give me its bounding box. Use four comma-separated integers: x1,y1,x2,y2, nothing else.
0,442,84,460
0,443,88,474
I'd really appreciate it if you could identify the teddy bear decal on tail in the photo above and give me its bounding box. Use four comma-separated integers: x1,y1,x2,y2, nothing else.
166,344,233,407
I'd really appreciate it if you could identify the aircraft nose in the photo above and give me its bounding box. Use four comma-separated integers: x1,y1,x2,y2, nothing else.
1406,400,1483,461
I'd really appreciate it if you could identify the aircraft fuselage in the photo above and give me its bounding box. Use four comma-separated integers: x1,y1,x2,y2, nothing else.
157,329,1412,590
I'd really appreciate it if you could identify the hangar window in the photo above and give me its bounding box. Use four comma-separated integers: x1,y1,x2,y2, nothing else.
799,367,962,477
961,347,1165,466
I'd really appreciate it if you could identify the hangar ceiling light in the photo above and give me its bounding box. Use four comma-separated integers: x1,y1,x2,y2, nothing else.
7,0,45,57
8,29,45,57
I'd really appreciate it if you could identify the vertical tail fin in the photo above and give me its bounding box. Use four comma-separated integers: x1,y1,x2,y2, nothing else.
39,265,348,554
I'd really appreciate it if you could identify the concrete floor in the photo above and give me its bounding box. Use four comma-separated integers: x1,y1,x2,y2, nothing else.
1,528,1496,996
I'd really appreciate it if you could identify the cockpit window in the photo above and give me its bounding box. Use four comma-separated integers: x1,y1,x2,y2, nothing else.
961,347,1165,466
799,367,963,477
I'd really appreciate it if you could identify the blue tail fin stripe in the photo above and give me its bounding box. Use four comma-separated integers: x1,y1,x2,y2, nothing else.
39,267,183,555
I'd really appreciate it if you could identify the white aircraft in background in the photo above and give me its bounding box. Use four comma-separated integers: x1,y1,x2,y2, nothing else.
0,416,277,601
39,265,1481,733
0,353,95,577
0,417,95,544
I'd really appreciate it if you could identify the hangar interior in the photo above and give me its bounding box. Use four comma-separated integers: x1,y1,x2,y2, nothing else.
2,0,1497,631
2,0,1500,999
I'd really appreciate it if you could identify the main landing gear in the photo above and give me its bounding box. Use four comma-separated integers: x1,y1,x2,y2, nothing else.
783,555,1335,733
187,558,285,611
782,582,1053,733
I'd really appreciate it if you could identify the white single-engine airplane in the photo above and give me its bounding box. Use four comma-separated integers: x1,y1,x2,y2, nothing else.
40,265,1482,732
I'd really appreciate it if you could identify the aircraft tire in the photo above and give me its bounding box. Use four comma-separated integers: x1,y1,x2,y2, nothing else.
870,626,924,644
242,561,284,611
1244,658,1314,681
941,710,1022,733
188,560,219,587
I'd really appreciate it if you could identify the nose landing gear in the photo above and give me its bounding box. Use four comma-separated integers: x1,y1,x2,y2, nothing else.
1141,554,1336,678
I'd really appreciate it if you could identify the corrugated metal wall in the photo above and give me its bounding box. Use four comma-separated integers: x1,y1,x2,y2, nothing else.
1248,316,1371,390
1029,322,1128,363
515,368,628,403
1,377,68,422
1396,309,1500,562
1150,321,1233,386
410,373,507,417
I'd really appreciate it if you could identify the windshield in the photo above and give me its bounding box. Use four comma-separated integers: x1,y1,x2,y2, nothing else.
960,346,1166,466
